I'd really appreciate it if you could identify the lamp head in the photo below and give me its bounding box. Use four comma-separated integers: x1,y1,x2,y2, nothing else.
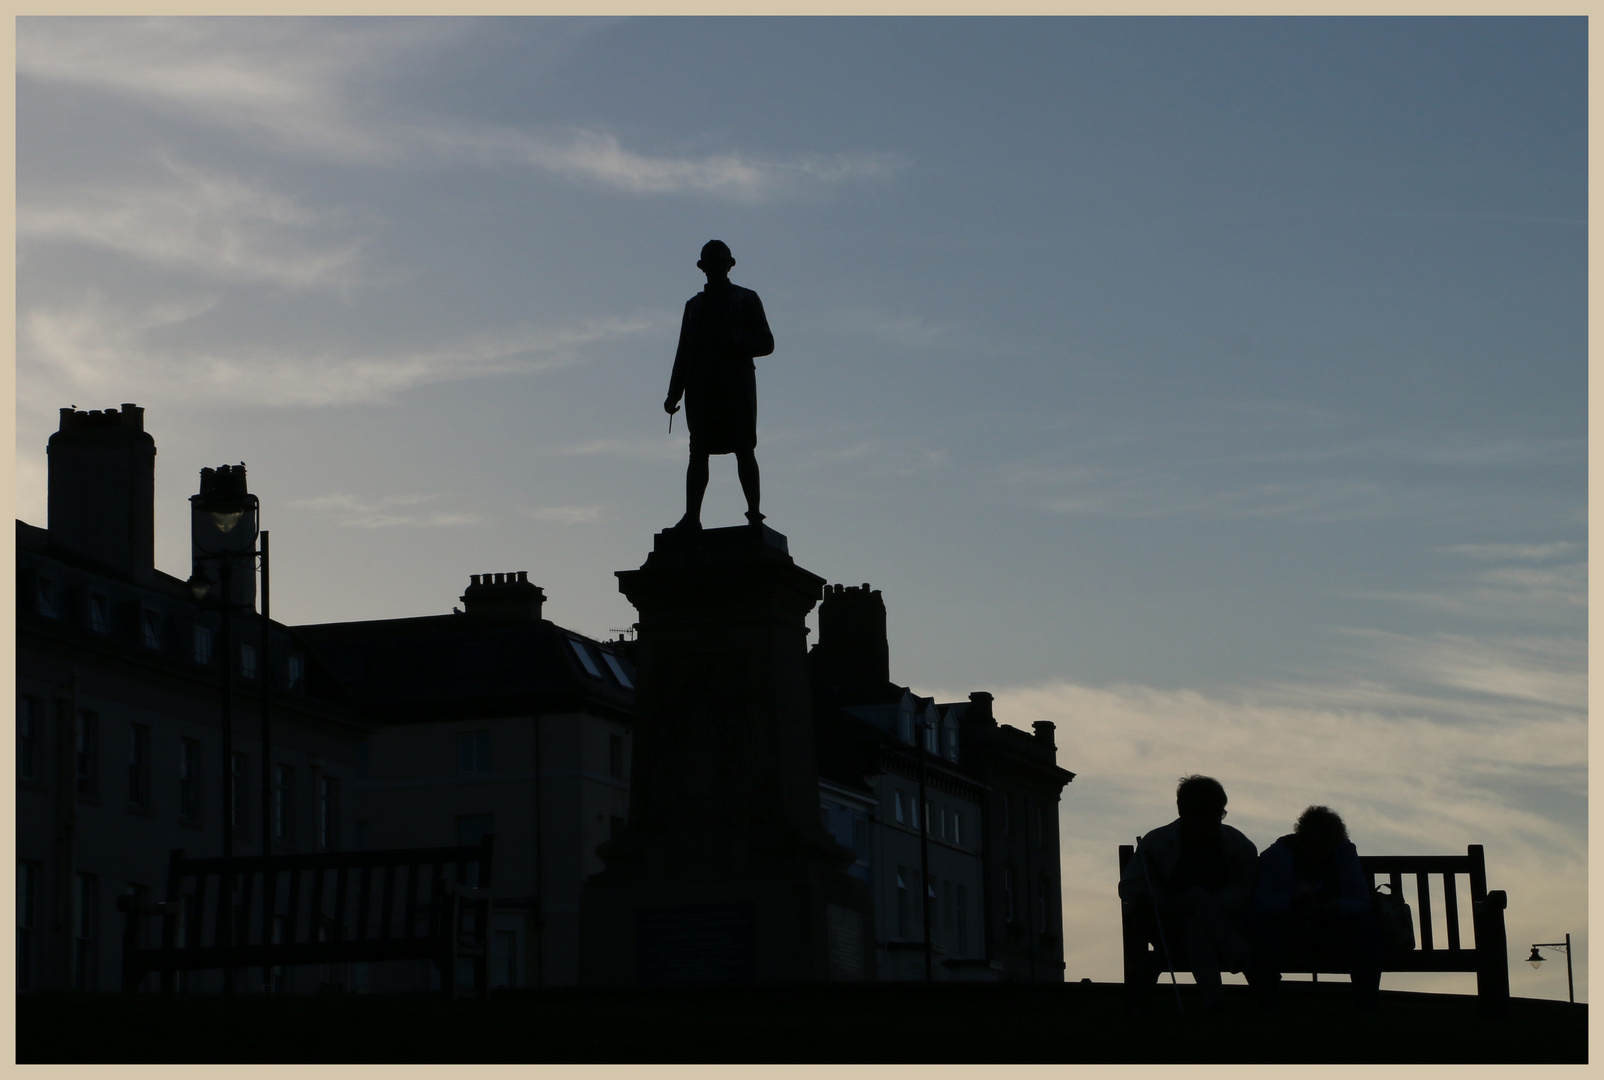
1528,946,1545,969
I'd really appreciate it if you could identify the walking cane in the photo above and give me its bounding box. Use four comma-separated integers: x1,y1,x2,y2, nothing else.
1137,838,1185,1015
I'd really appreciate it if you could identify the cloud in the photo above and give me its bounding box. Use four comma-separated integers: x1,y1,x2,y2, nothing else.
19,157,369,290
20,293,662,408
984,675,1586,997
291,492,485,529
560,438,684,461
518,506,604,526
18,17,906,202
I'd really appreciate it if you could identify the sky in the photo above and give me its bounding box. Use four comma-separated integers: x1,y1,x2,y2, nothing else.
15,17,1587,1000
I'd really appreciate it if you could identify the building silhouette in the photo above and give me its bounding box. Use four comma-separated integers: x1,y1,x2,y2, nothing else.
16,405,372,993
16,404,1076,990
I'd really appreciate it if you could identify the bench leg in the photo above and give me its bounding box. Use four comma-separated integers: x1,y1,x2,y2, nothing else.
1475,891,1511,1018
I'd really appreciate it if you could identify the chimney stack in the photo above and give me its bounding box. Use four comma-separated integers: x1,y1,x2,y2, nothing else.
47,404,156,584
812,582,892,704
460,571,546,620
191,464,258,610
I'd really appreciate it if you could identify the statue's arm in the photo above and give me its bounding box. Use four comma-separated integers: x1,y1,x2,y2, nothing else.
745,292,775,358
666,301,694,411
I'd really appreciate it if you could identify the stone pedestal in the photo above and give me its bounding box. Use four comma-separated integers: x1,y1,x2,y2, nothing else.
579,524,872,984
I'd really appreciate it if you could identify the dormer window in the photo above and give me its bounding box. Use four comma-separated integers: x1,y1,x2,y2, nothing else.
568,639,602,678
240,643,259,681
599,651,634,688
286,654,304,692
142,610,162,649
194,626,213,665
89,595,109,634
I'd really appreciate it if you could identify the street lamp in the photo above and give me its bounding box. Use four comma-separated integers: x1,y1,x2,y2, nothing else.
185,465,271,861
1528,935,1575,1004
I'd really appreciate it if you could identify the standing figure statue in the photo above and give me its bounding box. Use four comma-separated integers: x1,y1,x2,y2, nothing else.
664,240,775,529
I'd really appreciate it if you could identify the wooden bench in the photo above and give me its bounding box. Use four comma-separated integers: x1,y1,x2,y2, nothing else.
117,836,495,998
1118,843,1510,1016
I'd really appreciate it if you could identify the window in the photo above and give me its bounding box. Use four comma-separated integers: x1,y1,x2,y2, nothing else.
142,610,162,649
240,643,259,681
923,722,939,754
286,654,304,691
898,711,912,743
1004,869,1016,923
194,626,213,665
89,594,109,633
600,651,634,688
76,711,100,799
893,790,905,825
608,734,625,780
273,765,295,842
928,877,939,940
936,804,946,841
128,724,152,809
231,753,249,833
73,873,98,990
36,578,56,618
458,731,491,774
568,639,601,677
896,869,909,938
17,862,37,992
956,886,969,953
18,697,39,782
945,722,959,761
317,776,340,852
180,739,201,820
494,929,518,989
910,796,920,831
952,811,963,848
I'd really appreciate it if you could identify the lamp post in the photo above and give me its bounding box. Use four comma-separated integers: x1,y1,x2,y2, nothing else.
915,717,933,984
186,467,269,859
1528,935,1575,1004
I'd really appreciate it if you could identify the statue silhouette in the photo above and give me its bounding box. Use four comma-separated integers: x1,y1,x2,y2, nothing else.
664,240,774,529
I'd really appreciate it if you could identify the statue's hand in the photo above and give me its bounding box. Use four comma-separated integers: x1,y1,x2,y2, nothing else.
664,396,680,415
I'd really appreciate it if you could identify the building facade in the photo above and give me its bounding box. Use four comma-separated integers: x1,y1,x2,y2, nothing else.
16,405,373,994
294,572,636,990
810,584,1075,982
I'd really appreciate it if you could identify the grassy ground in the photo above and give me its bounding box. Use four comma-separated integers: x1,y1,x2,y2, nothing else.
17,981,1586,1063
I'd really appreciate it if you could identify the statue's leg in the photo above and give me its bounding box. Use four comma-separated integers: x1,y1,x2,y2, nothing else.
736,449,762,523
681,452,709,528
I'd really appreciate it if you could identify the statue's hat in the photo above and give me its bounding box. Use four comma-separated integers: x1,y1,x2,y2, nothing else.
697,240,735,269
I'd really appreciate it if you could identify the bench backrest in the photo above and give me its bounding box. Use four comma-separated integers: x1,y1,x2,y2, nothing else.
1117,842,1492,959
158,836,496,954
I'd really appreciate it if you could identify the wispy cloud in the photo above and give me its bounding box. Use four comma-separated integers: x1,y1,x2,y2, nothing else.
560,438,684,461
21,294,663,408
519,505,604,526
19,157,369,290
291,492,485,529
18,17,905,202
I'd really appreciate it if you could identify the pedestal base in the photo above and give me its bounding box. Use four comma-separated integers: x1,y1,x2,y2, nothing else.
578,524,872,984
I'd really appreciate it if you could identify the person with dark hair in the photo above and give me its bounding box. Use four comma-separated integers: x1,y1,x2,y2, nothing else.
1247,805,1382,1009
664,239,775,530
1119,774,1259,1011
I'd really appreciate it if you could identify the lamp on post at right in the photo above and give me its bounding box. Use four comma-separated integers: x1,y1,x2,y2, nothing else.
1527,934,1575,1004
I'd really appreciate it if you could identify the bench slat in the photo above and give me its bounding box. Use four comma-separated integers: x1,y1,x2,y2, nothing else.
285,869,302,946
356,865,373,941
1416,871,1433,951
380,864,396,940
1443,873,1461,951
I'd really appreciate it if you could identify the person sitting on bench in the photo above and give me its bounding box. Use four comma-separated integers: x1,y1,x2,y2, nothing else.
1246,804,1383,1010
1119,774,1259,1010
